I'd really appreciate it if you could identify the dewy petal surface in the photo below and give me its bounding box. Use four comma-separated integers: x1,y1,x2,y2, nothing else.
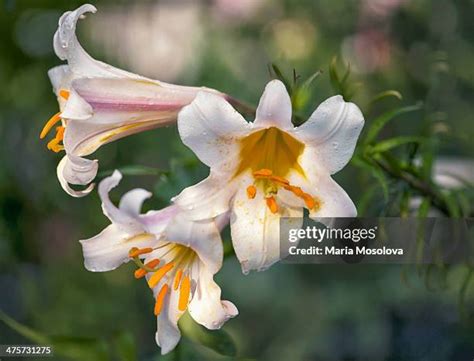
178,91,251,172
254,80,293,130
80,225,155,272
176,80,364,274
188,267,239,330
230,175,303,273
291,95,364,175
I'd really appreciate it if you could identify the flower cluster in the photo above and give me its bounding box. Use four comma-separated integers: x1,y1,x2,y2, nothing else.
43,4,364,354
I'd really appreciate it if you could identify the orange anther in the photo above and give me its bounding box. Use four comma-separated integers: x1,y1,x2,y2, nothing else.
129,247,153,258
270,175,290,185
55,126,65,141
59,89,70,100
173,269,183,290
134,259,160,279
154,284,169,316
178,275,191,311
40,112,62,139
302,193,316,209
148,262,174,288
253,168,273,177
246,185,257,199
134,269,147,279
266,196,278,214
290,186,304,197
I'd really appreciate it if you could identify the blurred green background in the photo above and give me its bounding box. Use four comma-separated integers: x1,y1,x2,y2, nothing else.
0,0,473,360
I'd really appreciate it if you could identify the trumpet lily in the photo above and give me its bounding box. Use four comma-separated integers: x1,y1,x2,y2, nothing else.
80,171,237,354
175,80,364,273
41,4,226,197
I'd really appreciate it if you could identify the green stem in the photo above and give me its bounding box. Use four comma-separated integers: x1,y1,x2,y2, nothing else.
373,157,452,216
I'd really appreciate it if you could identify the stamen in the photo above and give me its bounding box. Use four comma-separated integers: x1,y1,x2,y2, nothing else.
246,185,257,199
266,196,278,214
270,175,290,185
173,269,183,290
148,262,174,288
134,259,160,279
253,168,273,177
302,193,314,209
154,284,169,316
40,112,62,139
302,193,320,210
59,89,70,100
285,185,304,197
45,126,66,153
178,275,191,311
129,247,153,258
47,138,64,153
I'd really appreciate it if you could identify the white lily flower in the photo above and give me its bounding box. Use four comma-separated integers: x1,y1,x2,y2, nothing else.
174,80,364,273
80,171,238,354
41,4,226,197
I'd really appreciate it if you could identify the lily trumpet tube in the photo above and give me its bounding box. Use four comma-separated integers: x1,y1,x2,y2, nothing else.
79,171,237,354
41,4,227,197
174,80,365,273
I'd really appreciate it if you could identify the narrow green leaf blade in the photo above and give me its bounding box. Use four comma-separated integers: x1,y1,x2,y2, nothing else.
368,136,425,154
364,103,423,144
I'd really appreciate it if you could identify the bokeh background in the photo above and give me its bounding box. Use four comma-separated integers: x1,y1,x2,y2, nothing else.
1,0,473,360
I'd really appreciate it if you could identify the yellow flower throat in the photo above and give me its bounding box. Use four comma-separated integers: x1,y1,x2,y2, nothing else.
236,127,320,213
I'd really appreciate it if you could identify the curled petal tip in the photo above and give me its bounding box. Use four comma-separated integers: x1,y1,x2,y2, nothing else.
54,4,98,60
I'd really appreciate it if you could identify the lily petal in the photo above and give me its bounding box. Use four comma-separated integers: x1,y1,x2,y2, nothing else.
254,80,293,130
57,155,97,197
173,172,239,220
154,283,182,355
308,175,357,221
164,215,224,274
230,177,303,273
48,65,70,96
291,95,364,174
188,266,238,330
80,225,155,272
47,4,228,197
54,4,132,79
98,171,146,234
178,91,250,172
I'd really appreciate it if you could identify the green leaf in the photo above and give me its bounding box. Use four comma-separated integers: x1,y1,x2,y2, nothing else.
301,69,323,90
270,63,291,93
351,155,389,200
415,198,431,272
329,56,342,95
368,90,402,107
179,313,237,357
367,136,425,154
459,267,473,319
442,192,461,217
291,69,323,112
0,310,49,344
364,103,423,144
0,311,110,361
